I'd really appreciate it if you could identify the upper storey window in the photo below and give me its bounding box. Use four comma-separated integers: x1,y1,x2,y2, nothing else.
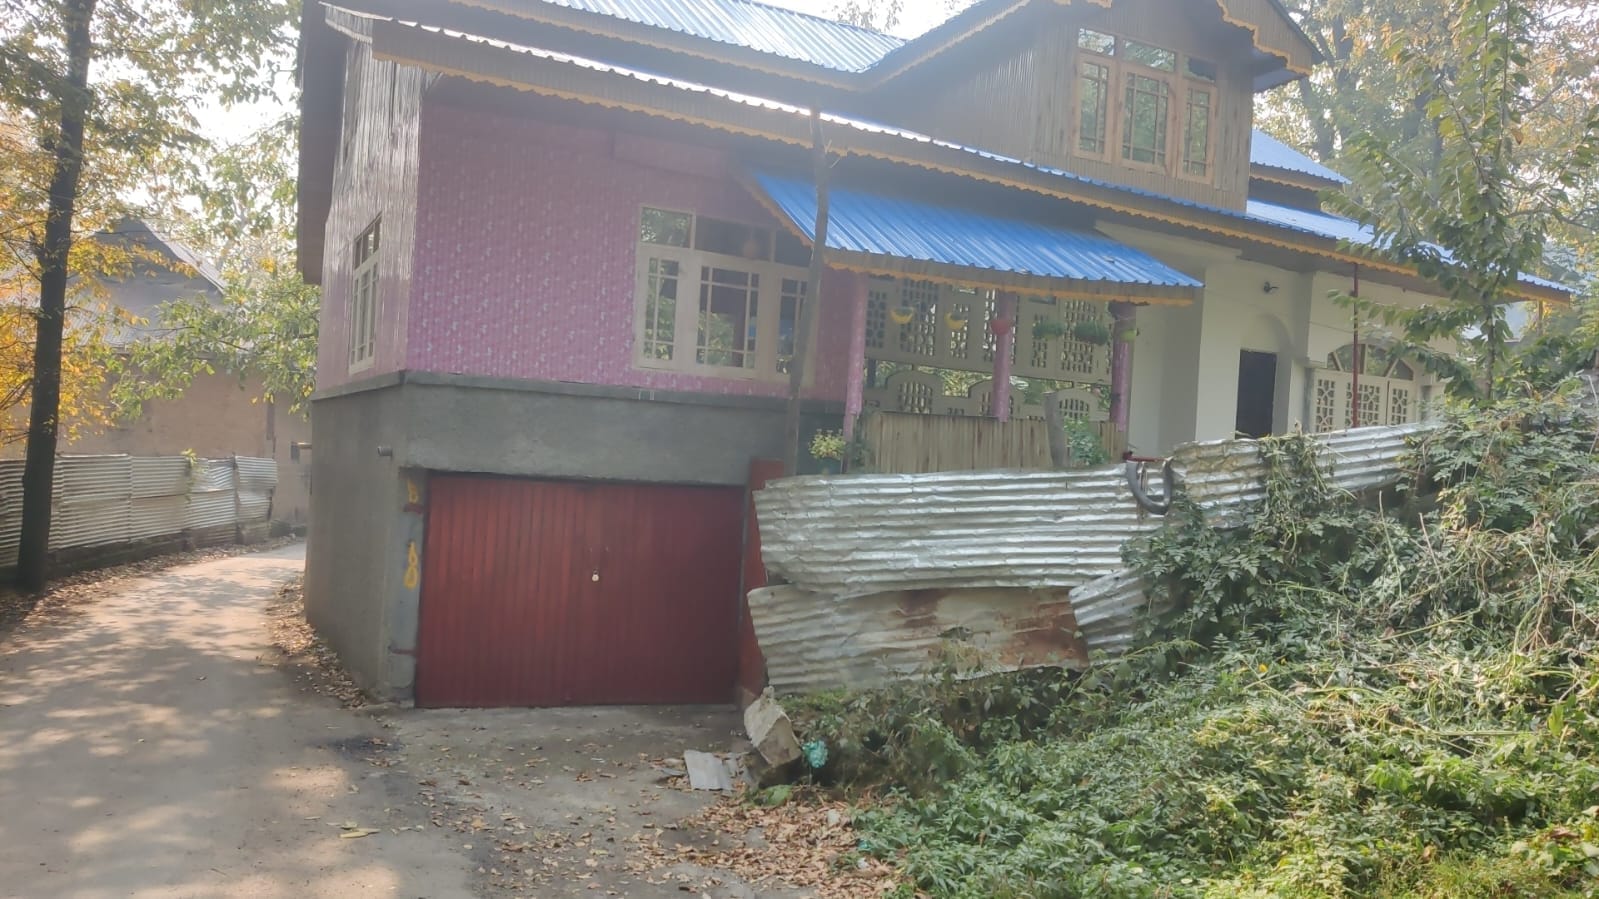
1075,29,1217,183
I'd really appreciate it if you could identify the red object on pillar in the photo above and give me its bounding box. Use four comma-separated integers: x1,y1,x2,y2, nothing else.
992,292,1017,422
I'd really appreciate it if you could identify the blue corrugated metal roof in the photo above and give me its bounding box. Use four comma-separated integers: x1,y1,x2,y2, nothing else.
1246,200,1570,292
512,0,905,72
1249,130,1349,184
751,170,1203,289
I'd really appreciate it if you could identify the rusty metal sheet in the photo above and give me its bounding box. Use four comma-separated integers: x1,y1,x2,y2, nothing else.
750,422,1434,690
748,584,1087,696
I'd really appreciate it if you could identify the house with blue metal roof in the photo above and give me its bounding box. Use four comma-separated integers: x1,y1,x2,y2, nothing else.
294,0,1574,706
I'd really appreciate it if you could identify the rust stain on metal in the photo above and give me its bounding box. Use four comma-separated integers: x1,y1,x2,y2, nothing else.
749,421,1431,694
749,584,1090,695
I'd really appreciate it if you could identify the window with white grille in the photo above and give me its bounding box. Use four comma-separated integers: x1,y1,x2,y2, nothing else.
348,218,380,372
634,207,812,382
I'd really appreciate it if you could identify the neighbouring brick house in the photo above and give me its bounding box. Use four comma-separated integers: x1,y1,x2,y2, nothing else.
3,220,312,523
295,0,1571,706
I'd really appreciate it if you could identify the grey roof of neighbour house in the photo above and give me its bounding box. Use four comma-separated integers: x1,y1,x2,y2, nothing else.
1249,129,1350,185
92,220,224,346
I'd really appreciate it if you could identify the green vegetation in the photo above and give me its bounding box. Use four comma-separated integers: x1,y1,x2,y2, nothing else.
790,386,1599,897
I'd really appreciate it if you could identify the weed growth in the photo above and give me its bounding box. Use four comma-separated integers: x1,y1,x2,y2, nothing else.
791,389,1599,897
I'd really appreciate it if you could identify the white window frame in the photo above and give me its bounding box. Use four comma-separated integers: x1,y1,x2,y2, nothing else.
632,205,815,383
348,217,381,373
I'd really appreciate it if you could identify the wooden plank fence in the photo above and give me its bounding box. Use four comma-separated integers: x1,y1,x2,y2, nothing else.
862,413,1124,474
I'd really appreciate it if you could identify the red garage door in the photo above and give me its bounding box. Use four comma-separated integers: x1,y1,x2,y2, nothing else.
416,476,745,708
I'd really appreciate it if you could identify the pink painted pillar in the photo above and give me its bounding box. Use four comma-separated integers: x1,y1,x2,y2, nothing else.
841,271,870,443
1110,301,1136,435
991,292,1017,421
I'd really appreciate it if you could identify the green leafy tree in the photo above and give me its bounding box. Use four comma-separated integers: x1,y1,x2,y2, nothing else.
125,111,319,417
1330,0,1599,404
116,260,318,417
1,0,296,591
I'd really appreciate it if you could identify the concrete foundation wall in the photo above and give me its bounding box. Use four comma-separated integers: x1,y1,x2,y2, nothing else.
305,372,839,699
304,385,408,698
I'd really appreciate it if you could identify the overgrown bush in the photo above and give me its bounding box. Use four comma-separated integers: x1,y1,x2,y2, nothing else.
792,387,1599,898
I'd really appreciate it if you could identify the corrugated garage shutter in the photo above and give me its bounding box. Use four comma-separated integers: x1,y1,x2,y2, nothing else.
415,476,745,708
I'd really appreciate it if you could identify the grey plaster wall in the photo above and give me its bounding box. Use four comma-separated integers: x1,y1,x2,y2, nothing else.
304,385,409,699
396,374,839,485
305,372,841,700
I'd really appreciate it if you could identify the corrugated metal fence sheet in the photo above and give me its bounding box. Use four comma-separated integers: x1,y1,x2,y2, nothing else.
754,465,1157,600
0,459,22,569
752,422,1431,693
234,457,278,525
757,422,1431,599
184,460,239,534
50,456,134,550
1,454,277,569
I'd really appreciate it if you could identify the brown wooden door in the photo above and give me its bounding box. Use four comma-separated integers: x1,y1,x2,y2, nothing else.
415,476,745,708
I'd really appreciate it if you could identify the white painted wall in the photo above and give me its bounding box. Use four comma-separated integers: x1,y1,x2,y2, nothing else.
1105,222,1448,454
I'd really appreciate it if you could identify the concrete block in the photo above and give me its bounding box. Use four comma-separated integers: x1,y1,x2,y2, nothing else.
743,689,801,767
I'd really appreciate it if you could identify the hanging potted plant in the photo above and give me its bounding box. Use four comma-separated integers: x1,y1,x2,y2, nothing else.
808,430,847,474
889,304,916,325
988,316,1014,337
1071,319,1112,346
1032,319,1068,340
1116,325,1140,343
944,309,969,331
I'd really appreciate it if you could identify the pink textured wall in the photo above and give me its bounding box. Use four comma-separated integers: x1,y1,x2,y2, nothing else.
315,44,428,391
408,103,850,401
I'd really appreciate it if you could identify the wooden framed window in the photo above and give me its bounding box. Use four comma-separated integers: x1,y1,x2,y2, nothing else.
1181,85,1214,179
633,206,813,382
1072,29,1221,184
1120,72,1171,168
1077,59,1112,157
347,217,380,372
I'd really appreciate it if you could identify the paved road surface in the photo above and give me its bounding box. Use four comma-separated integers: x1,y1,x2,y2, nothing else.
0,545,475,899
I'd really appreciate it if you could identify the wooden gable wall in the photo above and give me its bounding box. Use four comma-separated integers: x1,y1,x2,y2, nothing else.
881,0,1260,211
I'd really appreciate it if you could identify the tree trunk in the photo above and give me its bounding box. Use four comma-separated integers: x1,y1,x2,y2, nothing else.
16,0,98,592
782,109,830,476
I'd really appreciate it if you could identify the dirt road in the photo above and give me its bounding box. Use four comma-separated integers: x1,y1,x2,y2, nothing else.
0,545,475,899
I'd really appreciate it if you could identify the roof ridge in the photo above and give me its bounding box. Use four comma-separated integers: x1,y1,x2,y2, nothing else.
714,0,908,42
